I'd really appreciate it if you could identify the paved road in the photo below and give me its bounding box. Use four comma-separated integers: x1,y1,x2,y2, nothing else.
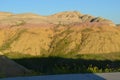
0,72,120,80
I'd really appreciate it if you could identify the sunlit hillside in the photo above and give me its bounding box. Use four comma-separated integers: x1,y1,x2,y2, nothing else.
0,11,120,56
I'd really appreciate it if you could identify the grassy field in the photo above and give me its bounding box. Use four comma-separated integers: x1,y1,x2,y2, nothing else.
4,52,120,75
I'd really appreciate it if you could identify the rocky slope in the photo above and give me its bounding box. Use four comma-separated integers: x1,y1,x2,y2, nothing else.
0,11,119,56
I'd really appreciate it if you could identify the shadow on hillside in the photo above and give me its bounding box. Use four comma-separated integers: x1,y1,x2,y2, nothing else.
11,57,120,79
13,56,120,73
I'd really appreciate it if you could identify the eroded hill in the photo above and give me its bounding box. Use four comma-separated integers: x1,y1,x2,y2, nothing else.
0,11,120,56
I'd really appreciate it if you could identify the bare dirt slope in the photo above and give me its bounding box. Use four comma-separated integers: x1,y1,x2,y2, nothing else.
0,53,30,77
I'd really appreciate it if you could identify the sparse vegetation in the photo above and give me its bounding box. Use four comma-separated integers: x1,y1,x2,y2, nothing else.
0,29,27,51
10,20,25,27
82,28,94,32
3,52,120,75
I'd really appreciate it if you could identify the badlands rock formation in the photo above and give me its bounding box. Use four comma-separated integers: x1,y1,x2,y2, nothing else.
0,11,119,56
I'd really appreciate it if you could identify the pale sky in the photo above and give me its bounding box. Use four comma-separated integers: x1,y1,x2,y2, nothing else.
0,0,119,24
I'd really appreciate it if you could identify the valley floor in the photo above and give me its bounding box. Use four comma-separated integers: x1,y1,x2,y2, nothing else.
0,72,120,80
